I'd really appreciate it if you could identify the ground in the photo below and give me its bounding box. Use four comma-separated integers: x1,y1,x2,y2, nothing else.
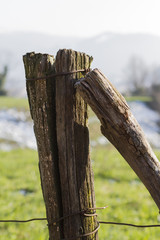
0,96,160,239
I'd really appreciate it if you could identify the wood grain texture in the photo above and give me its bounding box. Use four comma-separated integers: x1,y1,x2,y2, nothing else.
76,68,160,210
55,49,98,239
23,52,62,240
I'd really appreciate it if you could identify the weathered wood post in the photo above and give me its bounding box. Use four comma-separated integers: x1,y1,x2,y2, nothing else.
23,50,98,239
76,68,160,211
23,52,62,239
55,49,98,239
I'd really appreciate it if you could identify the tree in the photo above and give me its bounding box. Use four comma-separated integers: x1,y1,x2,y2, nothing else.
124,56,148,95
145,66,160,112
0,65,8,96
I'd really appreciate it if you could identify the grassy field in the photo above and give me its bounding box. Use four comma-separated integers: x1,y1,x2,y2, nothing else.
93,145,160,240
125,95,152,102
0,94,152,111
0,147,160,240
0,149,47,240
0,96,160,239
0,96,29,110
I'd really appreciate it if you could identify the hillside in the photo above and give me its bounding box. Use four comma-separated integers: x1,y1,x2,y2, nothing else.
1,31,160,96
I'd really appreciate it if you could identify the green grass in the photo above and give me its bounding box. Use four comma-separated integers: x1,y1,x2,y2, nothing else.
125,95,152,102
0,96,29,110
88,111,160,239
0,149,48,240
92,145,160,240
0,97,160,239
0,146,160,239
0,95,152,111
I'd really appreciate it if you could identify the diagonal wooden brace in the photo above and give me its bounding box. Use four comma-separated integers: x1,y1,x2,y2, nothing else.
76,68,160,210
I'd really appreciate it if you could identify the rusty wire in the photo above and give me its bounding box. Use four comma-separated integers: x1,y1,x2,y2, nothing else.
26,69,91,81
1,205,160,239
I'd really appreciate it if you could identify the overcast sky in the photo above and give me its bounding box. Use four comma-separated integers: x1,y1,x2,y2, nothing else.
1,0,160,37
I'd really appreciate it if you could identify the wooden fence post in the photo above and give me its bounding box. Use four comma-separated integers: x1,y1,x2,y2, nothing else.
76,68,160,211
55,49,98,239
23,50,98,239
23,52,62,240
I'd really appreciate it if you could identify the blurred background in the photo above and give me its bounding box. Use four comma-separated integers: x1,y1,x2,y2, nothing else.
1,0,160,239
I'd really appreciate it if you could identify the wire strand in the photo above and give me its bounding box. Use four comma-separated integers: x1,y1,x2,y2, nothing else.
99,221,160,228
26,69,90,81
1,205,160,229
1,218,160,228
0,218,47,223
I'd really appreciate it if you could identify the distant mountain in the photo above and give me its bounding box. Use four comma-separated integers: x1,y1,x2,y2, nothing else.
1,31,160,96
0,32,79,96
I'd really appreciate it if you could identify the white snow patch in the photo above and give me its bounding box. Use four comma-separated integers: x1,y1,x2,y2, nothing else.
0,109,36,150
0,101,160,150
129,101,160,149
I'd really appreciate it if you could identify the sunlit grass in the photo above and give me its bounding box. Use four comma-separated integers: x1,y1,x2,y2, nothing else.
0,96,29,110
0,96,160,239
0,95,152,111
0,149,48,240
0,146,160,239
92,144,160,240
125,95,152,102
